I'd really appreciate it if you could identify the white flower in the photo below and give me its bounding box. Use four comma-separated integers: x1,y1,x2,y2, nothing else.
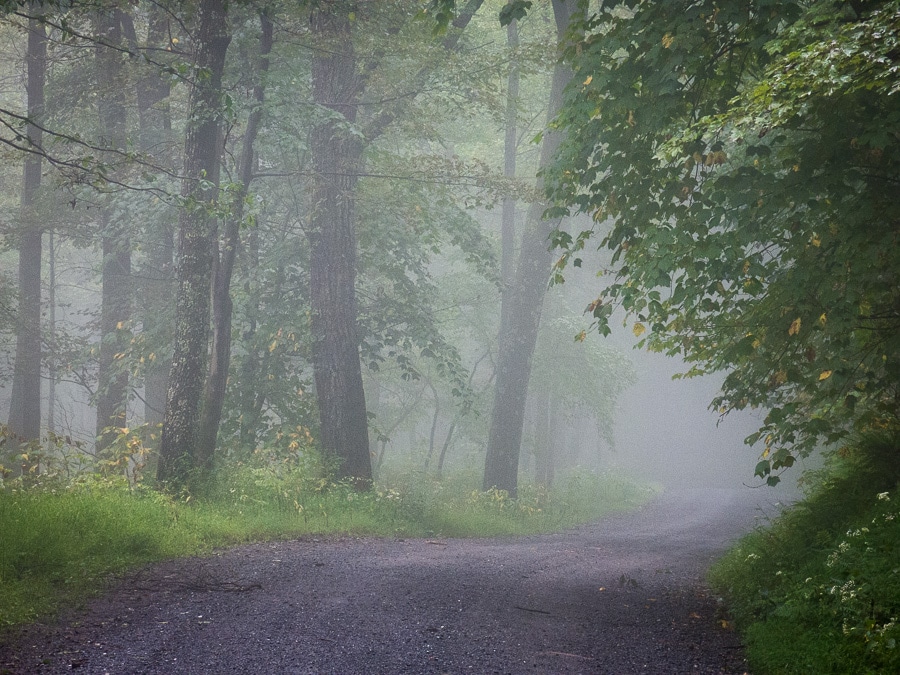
877,491,890,501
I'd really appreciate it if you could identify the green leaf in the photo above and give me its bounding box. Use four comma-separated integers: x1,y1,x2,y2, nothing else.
499,1,532,27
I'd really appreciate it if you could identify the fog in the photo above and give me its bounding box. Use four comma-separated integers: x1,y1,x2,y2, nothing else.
0,1,816,501
612,347,773,490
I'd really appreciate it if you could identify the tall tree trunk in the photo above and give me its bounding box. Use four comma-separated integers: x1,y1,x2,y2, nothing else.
95,8,132,453
47,230,56,433
500,9,519,306
308,2,372,488
124,6,175,435
7,12,47,459
483,0,579,497
196,12,273,466
156,0,231,487
299,0,486,487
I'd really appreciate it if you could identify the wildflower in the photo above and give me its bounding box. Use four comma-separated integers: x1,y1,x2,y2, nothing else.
877,491,890,501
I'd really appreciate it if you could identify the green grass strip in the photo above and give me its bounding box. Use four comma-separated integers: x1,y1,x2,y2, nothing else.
1,469,653,629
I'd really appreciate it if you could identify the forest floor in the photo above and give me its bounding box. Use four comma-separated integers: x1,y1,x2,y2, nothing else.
0,488,778,674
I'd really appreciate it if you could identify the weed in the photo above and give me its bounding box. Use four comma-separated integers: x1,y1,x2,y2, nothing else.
710,431,900,674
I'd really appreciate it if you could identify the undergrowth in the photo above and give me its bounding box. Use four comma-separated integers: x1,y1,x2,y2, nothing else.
0,450,652,630
709,431,900,674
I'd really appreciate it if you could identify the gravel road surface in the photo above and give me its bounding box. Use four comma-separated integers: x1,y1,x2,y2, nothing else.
1,488,778,674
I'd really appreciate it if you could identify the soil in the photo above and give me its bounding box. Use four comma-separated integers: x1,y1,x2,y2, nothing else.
0,487,779,674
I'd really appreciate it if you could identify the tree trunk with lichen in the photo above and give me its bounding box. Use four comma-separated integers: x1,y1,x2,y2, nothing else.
308,2,372,488
156,0,231,487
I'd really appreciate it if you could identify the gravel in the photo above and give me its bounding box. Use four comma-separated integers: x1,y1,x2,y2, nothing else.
0,487,778,674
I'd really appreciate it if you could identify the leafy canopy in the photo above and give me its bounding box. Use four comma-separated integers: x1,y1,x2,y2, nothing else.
546,0,900,484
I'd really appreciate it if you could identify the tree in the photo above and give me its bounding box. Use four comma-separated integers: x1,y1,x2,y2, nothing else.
547,0,900,483
483,0,580,496
123,4,176,437
306,1,372,487
93,6,132,453
157,0,231,486
196,10,273,466
7,8,46,456
304,0,489,487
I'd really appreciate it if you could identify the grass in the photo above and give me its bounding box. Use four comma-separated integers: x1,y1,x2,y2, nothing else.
0,463,653,630
709,431,900,674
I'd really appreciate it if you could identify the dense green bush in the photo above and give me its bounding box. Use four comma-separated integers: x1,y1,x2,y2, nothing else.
710,432,900,674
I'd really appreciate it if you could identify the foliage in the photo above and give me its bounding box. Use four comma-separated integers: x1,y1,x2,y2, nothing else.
709,431,900,673
546,0,900,482
532,306,636,449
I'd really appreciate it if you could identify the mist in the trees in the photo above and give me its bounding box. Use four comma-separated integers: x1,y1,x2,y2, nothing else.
0,0,848,502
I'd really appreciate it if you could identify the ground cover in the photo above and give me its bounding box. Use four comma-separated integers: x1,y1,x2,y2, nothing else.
0,464,652,629
710,433,900,674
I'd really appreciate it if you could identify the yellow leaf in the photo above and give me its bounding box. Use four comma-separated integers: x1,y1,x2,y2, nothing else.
633,322,646,337
575,330,587,343
269,340,278,353
661,33,674,48
819,370,833,381
116,321,125,330
811,234,821,247
626,110,635,127
788,317,801,336
583,75,592,86
762,447,770,459
819,313,827,326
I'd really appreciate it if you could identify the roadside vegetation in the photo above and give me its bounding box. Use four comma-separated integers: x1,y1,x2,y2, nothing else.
710,431,900,675
0,446,652,630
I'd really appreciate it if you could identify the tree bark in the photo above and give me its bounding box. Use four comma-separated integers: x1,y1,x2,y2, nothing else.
7,11,47,457
124,6,175,435
483,0,579,497
196,12,273,467
308,2,372,488
157,0,231,487
94,8,132,453
500,11,519,303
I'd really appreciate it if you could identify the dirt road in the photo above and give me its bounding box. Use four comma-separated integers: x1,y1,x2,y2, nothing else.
1,488,776,674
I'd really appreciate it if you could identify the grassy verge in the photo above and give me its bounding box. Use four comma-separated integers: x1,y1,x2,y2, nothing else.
709,433,900,674
0,467,652,629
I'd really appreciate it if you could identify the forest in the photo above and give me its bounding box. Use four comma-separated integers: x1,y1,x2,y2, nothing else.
0,0,637,494
0,1,898,673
